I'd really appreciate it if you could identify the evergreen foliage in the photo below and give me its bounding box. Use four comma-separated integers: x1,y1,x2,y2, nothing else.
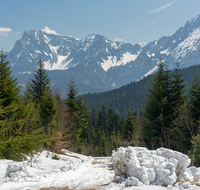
188,70,200,123
0,51,21,108
82,64,200,117
65,77,90,147
142,60,174,149
172,103,196,154
0,51,44,161
31,58,50,102
123,108,136,140
30,58,58,136
171,62,186,108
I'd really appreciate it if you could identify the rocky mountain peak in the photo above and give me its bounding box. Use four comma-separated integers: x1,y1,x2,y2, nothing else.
6,13,200,94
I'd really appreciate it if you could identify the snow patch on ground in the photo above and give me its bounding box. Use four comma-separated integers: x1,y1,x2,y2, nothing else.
1,148,200,190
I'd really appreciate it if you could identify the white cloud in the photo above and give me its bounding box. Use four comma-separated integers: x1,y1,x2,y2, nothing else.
138,41,147,47
148,0,176,14
150,18,160,25
42,26,59,35
68,35,72,37
126,29,132,34
15,31,21,35
114,38,123,42
0,27,12,36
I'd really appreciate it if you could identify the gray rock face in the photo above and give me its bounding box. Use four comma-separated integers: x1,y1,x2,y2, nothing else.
6,14,200,94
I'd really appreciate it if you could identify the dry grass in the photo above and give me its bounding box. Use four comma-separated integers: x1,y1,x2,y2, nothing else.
59,151,80,159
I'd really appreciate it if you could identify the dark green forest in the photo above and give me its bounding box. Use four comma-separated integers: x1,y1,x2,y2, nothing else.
1,51,200,166
82,64,200,117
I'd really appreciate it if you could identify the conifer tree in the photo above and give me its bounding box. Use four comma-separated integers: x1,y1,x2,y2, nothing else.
171,62,186,110
178,70,200,159
0,51,21,108
169,62,187,150
188,70,200,122
142,60,173,149
124,108,136,140
0,51,44,160
30,58,58,136
31,58,50,102
96,105,109,136
65,77,89,147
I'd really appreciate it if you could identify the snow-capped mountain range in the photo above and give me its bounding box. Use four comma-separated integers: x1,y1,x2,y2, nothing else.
7,14,200,94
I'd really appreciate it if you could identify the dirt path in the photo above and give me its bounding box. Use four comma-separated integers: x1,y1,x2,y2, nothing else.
39,157,114,190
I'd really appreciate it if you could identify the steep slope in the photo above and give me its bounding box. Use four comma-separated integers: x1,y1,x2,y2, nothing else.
6,14,200,94
83,64,200,116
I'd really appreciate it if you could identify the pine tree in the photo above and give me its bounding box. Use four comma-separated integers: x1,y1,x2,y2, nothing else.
179,70,200,161
65,77,89,148
30,58,58,136
0,51,21,108
97,105,109,136
170,62,186,110
124,108,136,140
169,62,187,150
31,58,50,102
0,51,44,160
142,60,173,149
188,70,200,122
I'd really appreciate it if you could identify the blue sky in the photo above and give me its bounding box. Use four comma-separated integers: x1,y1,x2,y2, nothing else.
1,0,200,52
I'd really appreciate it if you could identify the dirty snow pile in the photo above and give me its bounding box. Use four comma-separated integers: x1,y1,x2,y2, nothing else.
111,147,200,189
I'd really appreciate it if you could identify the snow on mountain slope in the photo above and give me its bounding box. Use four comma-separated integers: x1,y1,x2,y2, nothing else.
101,51,140,71
6,14,200,94
173,27,200,60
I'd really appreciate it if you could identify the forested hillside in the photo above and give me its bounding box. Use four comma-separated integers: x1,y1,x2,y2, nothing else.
2,50,200,167
83,64,200,116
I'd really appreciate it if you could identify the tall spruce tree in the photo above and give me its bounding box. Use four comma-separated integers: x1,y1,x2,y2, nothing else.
170,62,187,150
30,58,57,135
171,62,186,110
31,58,50,102
142,60,173,149
179,70,200,158
0,51,21,108
188,70,200,122
0,51,44,160
124,108,136,140
65,77,89,147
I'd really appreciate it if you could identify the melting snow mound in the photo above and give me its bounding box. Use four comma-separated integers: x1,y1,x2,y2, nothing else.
111,147,200,188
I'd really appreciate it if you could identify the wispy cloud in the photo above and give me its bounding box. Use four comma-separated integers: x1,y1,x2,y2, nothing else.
150,18,160,25
114,38,123,42
148,0,176,14
126,29,132,34
0,27,12,36
15,31,21,35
